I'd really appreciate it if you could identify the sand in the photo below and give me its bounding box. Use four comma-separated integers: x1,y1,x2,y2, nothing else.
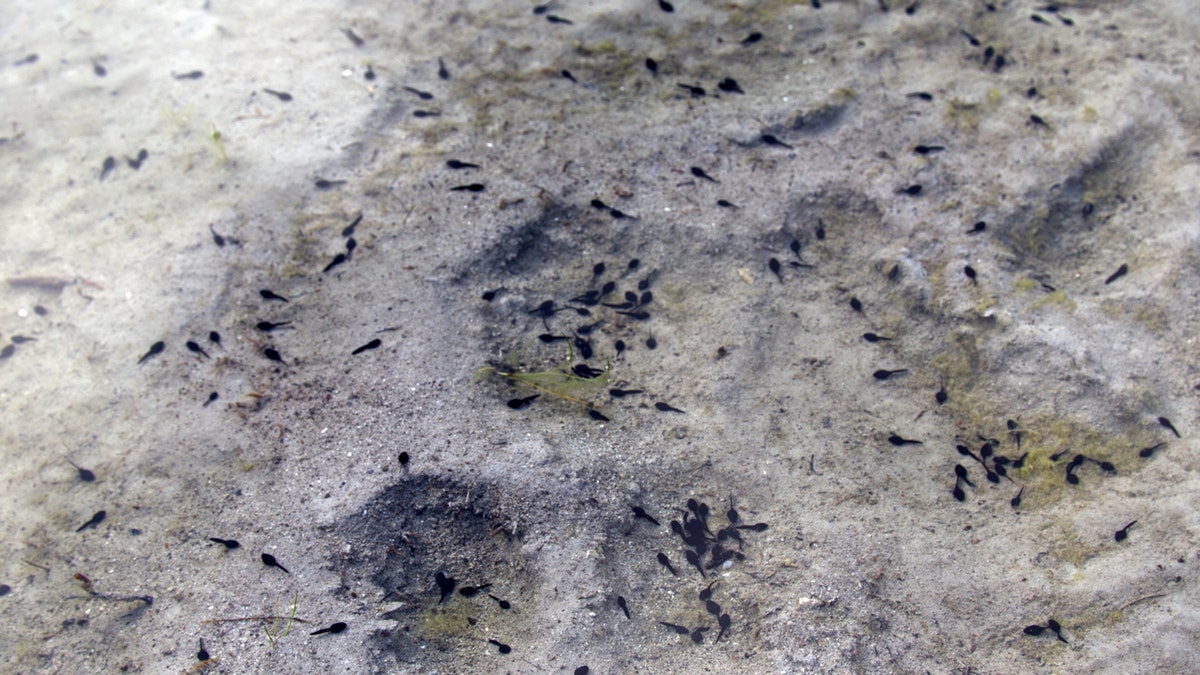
2,0,1199,673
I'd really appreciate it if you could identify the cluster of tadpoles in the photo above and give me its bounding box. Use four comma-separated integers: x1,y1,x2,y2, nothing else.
647,498,767,645
950,415,1182,506
664,498,767,579
656,580,734,645
951,438,1028,502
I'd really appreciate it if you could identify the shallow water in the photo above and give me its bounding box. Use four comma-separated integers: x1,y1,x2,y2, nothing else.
2,1,1199,673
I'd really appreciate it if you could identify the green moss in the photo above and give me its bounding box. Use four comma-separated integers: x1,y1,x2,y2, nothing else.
1030,290,1075,312
421,600,473,638
478,343,612,407
928,325,1154,514
573,40,617,56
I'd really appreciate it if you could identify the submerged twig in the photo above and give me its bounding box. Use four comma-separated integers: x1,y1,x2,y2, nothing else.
201,615,312,625
1118,593,1166,612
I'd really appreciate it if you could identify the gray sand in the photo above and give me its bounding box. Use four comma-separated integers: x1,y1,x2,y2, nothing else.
2,1,1199,673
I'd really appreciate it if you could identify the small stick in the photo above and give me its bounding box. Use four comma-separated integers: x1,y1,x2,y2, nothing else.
1118,593,1166,612
202,615,312,625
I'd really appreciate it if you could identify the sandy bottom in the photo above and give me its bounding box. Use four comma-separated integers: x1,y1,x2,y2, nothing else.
2,1,1199,673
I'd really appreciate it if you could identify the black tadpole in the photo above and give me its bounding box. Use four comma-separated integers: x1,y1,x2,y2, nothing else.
1010,487,1024,508
488,638,512,654
256,320,292,332
261,553,290,574
1104,264,1128,285
954,464,976,487
186,340,209,358
403,86,434,100
99,156,117,181
311,622,347,636
769,257,783,281
1114,520,1137,542
323,253,347,273
127,148,149,170
718,77,744,94
632,506,660,526
1139,442,1166,458
352,339,382,355
435,572,456,602
138,341,165,364
616,595,630,619
716,613,732,642
68,460,96,482
76,510,106,532
260,289,289,302
1158,416,1181,438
